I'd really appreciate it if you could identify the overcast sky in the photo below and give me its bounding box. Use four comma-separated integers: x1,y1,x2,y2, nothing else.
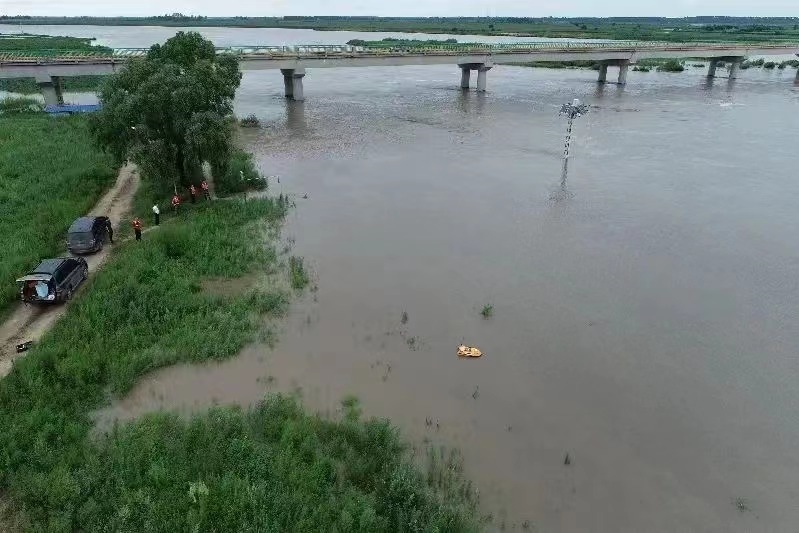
3,0,798,18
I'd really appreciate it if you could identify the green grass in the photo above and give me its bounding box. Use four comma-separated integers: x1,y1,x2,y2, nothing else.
75,396,478,531
0,96,43,114
0,115,118,316
480,304,493,319
289,255,310,290
0,198,478,530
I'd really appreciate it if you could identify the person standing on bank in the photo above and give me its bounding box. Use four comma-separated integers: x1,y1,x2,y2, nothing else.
152,204,160,226
201,179,210,200
132,217,143,241
171,193,181,213
190,184,197,204
105,217,114,244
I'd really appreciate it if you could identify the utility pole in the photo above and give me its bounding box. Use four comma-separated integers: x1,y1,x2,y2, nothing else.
558,98,590,192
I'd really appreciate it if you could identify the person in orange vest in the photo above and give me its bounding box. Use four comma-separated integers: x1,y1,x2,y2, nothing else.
132,217,143,241
201,179,210,200
189,184,197,204
171,193,181,213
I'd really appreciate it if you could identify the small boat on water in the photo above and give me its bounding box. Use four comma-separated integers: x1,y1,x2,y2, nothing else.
457,345,483,358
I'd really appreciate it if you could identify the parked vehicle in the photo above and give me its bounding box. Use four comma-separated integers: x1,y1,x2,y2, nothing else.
16,257,89,304
67,216,110,254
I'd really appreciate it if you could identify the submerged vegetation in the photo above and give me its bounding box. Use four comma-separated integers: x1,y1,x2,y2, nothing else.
480,304,494,319
289,255,310,290
82,396,478,531
0,115,117,315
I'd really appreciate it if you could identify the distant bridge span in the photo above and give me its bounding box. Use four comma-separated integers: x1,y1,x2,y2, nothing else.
1,41,797,103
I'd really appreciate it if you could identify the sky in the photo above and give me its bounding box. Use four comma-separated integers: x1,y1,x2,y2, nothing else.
2,0,798,18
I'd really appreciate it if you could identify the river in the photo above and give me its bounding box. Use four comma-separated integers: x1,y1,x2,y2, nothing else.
8,24,799,532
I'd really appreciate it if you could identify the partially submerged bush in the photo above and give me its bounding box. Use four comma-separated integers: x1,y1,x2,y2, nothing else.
657,60,685,72
213,149,267,196
239,113,260,128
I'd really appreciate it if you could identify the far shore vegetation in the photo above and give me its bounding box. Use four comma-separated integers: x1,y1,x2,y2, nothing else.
2,15,799,43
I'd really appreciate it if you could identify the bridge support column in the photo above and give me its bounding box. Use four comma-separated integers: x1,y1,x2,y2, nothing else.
36,75,63,106
458,62,492,92
728,60,741,80
280,68,306,102
617,61,630,85
707,60,720,78
597,63,608,83
476,66,491,92
460,67,471,89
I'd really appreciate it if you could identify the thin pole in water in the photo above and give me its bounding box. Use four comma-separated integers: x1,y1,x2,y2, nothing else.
558,99,590,193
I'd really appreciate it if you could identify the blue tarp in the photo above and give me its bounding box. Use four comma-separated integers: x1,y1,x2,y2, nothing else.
44,104,102,115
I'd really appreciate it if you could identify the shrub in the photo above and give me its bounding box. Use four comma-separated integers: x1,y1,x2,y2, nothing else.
239,113,260,128
763,61,776,69
213,149,267,196
657,60,685,72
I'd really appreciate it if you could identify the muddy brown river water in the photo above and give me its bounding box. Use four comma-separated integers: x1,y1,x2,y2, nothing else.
7,24,799,532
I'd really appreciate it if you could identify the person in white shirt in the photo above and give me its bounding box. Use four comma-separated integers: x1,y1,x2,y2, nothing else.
152,204,160,226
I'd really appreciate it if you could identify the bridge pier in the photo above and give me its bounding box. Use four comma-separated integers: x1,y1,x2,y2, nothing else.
597,63,608,83
36,75,64,106
460,67,471,89
280,68,306,101
617,61,630,85
458,61,493,92
707,59,720,78
728,60,742,80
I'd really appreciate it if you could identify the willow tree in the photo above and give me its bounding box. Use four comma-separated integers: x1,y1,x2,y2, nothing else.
91,32,241,190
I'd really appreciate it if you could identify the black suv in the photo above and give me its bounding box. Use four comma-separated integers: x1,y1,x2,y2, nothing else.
67,216,111,254
16,257,89,304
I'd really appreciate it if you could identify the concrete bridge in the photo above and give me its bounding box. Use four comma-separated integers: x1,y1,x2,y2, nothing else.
1,41,797,104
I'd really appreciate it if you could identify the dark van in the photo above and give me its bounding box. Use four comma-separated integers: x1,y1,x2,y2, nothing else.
16,257,89,304
67,216,110,254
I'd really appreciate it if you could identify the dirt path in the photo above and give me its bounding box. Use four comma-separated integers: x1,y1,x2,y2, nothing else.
0,164,140,377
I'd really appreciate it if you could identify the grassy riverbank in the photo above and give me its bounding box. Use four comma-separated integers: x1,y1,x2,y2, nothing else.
0,192,478,530
3,16,799,42
0,114,117,316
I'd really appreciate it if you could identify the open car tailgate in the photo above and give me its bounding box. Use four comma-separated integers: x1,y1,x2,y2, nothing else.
16,274,53,283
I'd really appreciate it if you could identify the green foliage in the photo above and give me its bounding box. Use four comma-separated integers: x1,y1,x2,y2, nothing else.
0,96,43,114
72,396,478,532
213,148,267,196
0,115,117,316
657,59,685,72
763,61,777,69
633,65,651,72
289,256,310,290
480,304,494,319
0,34,110,53
0,200,290,528
91,31,242,189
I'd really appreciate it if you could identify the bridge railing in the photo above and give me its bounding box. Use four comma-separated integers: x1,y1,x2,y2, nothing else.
0,41,795,62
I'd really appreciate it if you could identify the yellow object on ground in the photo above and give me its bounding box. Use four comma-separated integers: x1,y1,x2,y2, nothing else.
458,345,483,358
